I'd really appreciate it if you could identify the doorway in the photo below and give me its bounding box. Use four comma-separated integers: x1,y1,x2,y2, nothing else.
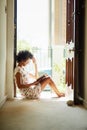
15,0,73,100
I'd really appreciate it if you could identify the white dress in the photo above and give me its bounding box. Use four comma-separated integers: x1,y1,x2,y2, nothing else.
14,66,41,99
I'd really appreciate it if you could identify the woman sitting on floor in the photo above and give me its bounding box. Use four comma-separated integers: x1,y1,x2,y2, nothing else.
14,50,65,99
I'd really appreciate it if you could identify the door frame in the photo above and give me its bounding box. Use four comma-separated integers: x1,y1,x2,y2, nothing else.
66,0,85,104
14,0,17,97
74,0,85,104
14,0,86,102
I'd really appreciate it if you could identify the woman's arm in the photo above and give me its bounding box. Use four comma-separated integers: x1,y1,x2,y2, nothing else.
32,57,38,79
15,72,36,89
29,73,37,79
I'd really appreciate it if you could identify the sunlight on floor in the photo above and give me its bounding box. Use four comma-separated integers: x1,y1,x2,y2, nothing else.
16,89,73,101
40,90,73,101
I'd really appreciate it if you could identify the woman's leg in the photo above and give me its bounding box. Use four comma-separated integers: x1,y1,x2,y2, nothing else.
39,76,65,97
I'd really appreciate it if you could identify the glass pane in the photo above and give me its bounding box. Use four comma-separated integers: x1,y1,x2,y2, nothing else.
17,0,52,76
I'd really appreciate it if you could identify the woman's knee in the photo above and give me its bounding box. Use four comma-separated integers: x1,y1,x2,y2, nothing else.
45,76,51,81
40,76,50,84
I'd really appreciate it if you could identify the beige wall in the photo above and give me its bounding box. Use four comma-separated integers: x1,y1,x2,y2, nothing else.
6,0,14,98
0,0,7,106
0,0,14,107
54,0,66,45
84,0,87,108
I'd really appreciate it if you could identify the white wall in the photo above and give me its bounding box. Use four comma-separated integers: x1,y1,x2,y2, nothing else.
84,0,87,108
0,0,7,106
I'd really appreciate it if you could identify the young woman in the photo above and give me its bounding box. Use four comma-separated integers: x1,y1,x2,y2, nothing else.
14,50,65,99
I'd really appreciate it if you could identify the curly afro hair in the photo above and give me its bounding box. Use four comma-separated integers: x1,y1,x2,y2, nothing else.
16,50,33,63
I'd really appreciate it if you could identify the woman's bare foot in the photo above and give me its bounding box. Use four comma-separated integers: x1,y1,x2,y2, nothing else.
57,93,65,97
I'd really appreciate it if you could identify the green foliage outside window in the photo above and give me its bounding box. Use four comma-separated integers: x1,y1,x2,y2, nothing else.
53,59,66,92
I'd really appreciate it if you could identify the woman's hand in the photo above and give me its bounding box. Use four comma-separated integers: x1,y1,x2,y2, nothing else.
32,57,37,64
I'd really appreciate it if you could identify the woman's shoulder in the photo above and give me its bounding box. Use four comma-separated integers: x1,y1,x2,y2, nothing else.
14,66,23,75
